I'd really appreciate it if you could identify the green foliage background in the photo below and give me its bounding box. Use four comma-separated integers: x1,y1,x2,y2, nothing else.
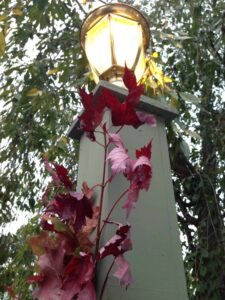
0,0,224,299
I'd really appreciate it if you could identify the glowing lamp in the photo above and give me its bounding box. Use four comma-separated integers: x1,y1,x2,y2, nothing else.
80,3,150,86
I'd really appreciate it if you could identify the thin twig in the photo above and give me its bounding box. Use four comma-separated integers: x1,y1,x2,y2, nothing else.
99,188,130,236
95,140,105,148
99,258,116,300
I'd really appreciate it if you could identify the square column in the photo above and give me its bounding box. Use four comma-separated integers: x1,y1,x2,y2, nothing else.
68,81,188,300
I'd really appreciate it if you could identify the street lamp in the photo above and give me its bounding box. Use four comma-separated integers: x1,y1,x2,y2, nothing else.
68,3,188,299
80,3,150,86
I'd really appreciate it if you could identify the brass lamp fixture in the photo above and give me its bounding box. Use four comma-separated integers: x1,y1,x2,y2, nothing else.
80,3,150,86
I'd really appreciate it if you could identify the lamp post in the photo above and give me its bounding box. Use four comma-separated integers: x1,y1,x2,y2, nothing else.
68,3,188,300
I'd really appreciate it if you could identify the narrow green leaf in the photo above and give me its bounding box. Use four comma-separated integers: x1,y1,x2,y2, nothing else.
0,30,6,55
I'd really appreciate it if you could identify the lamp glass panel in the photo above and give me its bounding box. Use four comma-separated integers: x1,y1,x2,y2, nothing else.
134,46,146,82
85,15,112,81
110,14,142,70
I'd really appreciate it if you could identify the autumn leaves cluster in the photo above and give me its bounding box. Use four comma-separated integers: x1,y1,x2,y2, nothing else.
28,67,156,300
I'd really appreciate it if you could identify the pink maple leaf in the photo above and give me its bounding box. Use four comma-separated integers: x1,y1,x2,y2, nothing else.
136,111,156,127
107,133,131,178
29,241,96,300
108,135,153,217
77,281,96,300
31,243,65,300
122,185,140,218
113,254,132,289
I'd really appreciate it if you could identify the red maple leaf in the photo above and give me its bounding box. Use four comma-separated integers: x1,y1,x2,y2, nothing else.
136,140,152,159
101,66,156,128
78,67,156,138
40,213,80,254
123,65,137,91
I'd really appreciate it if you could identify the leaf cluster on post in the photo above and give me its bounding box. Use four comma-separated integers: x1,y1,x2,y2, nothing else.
26,67,155,300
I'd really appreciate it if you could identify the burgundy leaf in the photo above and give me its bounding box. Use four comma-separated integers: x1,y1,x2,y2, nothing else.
97,223,132,260
103,88,142,128
46,192,93,232
79,88,106,141
30,240,96,300
53,163,73,190
44,158,73,190
62,253,95,300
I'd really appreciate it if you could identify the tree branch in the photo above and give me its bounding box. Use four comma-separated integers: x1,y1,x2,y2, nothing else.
175,191,198,226
75,0,87,15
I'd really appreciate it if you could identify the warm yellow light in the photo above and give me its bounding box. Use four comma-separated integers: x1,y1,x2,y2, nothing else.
81,4,150,86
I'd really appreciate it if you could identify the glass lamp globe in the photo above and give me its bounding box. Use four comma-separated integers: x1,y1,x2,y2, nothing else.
80,3,150,86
